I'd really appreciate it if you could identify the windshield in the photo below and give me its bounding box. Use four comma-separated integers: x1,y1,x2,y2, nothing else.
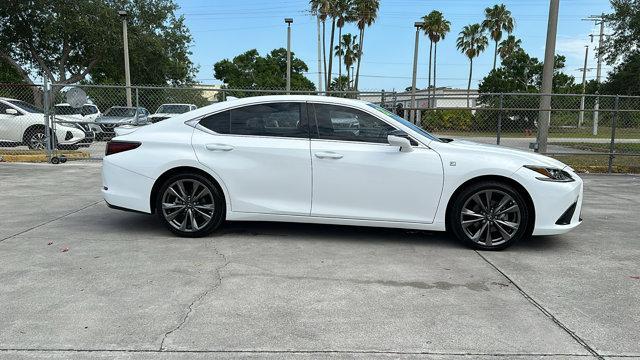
55,105,81,115
104,107,137,117
366,103,441,142
7,100,43,114
156,104,191,114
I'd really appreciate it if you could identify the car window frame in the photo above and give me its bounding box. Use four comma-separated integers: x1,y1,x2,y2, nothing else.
196,100,311,140
308,101,421,147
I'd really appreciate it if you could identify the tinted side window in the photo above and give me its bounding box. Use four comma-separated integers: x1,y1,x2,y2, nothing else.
200,110,230,134
312,104,396,143
230,102,306,138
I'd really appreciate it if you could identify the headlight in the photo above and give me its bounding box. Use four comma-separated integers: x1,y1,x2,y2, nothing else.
524,165,574,182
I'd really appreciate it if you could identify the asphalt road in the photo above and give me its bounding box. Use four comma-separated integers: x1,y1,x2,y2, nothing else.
0,162,639,359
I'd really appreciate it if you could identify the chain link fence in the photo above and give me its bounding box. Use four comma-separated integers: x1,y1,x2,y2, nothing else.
0,83,638,172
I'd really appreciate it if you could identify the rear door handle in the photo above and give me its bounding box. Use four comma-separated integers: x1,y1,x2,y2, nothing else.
205,143,234,151
314,151,343,159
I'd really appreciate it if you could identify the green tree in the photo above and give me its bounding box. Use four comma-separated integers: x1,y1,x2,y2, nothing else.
482,4,515,70
213,48,315,96
336,34,359,90
0,58,24,83
333,0,354,90
421,11,451,95
603,0,640,64
497,35,522,61
330,75,350,92
456,24,488,106
353,0,379,91
602,51,640,95
478,49,574,94
0,0,196,88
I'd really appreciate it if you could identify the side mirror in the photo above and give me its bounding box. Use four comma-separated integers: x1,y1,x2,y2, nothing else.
388,134,413,153
5,108,18,115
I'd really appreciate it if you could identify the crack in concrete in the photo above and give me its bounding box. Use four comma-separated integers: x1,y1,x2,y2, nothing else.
0,200,102,243
159,243,229,351
226,272,495,292
475,250,604,360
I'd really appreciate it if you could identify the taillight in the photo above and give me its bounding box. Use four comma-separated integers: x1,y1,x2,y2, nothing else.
105,141,141,156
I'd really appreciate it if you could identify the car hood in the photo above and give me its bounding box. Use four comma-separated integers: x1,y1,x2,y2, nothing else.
433,139,568,169
149,113,175,117
96,116,136,123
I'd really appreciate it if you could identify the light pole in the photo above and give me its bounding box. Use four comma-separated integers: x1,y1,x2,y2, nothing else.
285,18,293,94
579,45,589,128
536,0,559,153
118,10,132,107
410,21,424,123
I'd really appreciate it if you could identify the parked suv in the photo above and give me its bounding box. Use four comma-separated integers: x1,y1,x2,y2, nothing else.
148,103,197,123
54,103,102,134
95,106,149,140
0,97,92,150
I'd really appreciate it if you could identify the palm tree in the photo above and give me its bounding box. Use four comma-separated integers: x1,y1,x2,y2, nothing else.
498,35,522,61
456,23,488,106
482,4,515,70
310,0,332,90
336,33,360,90
333,0,353,90
421,10,451,99
353,0,379,92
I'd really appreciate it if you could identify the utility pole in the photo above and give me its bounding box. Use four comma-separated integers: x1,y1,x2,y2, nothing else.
578,45,590,128
118,10,132,107
587,15,605,136
537,0,560,153
316,15,323,94
410,21,424,123
285,18,293,94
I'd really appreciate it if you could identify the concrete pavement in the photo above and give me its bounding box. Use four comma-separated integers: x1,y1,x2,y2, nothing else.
0,162,638,359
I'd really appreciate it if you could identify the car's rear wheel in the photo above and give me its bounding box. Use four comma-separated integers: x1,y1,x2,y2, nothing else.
156,174,225,237
449,181,531,250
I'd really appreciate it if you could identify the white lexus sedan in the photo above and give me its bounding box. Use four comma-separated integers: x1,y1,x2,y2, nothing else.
102,95,583,250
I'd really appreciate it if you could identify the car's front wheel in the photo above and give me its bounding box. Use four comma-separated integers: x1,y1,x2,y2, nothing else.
156,174,225,237
449,181,532,250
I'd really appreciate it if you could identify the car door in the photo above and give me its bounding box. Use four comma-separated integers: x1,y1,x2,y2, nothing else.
309,102,444,224
192,101,312,216
0,101,22,143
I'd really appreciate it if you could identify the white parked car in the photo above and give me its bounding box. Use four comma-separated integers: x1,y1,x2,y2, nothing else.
54,103,102,134
0,97,91,150
148,103,197,123
102,96,583,250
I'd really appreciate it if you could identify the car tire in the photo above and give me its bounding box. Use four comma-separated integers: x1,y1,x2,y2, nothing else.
449,181,532,251
23,126,49,150
156,173,225,237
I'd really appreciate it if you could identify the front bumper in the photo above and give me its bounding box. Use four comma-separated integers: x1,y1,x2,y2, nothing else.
512,166,583,236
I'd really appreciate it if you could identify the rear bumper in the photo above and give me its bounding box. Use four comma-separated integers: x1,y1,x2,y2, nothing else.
102,158,154,213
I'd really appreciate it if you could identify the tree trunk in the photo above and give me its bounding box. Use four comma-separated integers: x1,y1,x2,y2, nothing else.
322,20,328,92
337,25,343,91
467,58,473,107
354,26,364,93
427,40,433,95
493,40,498,70
433,42,438,105
327,19,336,93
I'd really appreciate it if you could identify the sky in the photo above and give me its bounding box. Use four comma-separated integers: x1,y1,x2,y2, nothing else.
175,0,613,91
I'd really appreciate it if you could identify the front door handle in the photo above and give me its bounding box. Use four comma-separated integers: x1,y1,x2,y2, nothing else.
314,151,343,159
205,143,234,151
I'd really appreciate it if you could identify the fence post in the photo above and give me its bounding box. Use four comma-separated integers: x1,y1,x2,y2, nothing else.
497,93,504,145
43,78,52,161
608,95,619,174
135,87,139,108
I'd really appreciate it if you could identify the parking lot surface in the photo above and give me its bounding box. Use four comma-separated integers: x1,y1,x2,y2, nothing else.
0,163,639,359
